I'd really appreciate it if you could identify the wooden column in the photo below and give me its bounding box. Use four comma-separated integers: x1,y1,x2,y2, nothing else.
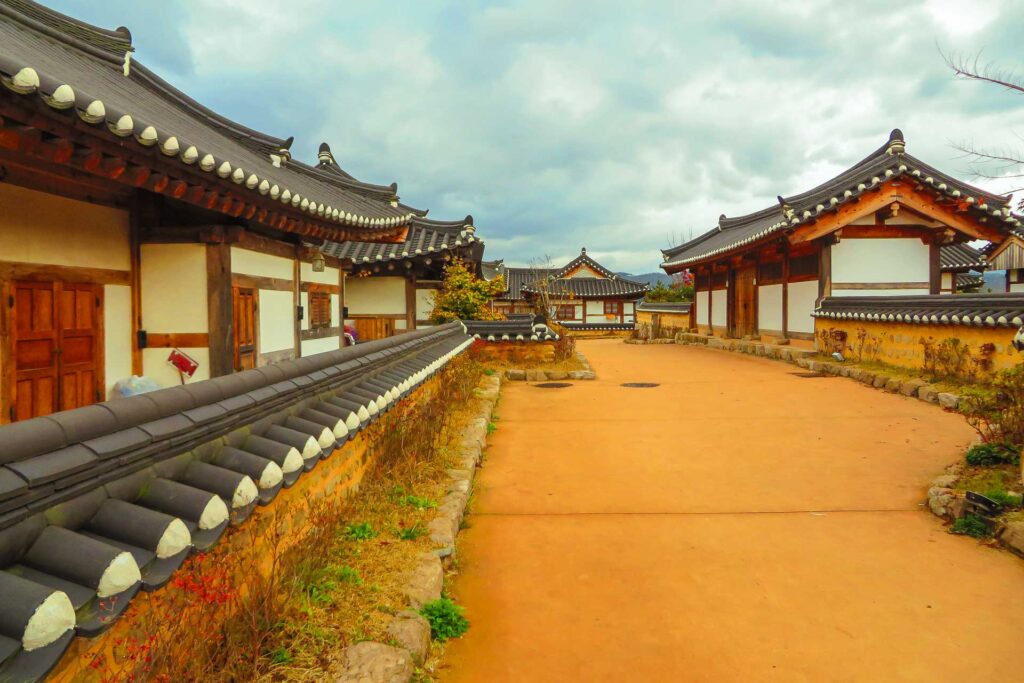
206,243,233,378
339,268,346,348
128,197,143,376
781,244,790,339
293,259,301,358
405,275,416,331
928,241,942,295
817,241,832,305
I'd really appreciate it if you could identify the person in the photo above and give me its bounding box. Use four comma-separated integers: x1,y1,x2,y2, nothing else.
344,324,358,346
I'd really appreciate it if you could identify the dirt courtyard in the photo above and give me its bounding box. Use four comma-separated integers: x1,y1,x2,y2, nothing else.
440,339,1024,682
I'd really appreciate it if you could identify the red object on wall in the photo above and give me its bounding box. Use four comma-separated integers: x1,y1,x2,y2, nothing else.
167,348,200,380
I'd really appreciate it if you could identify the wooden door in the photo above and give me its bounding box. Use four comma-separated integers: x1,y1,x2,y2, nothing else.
732,266,757,338
353,317,394,341
11,281,102,421
233,287,258,371
58,283,102,412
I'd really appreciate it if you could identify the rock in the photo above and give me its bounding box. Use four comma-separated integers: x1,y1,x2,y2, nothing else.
884,377,902,393
937,392,960,410
546,370,568,380
778,349,792,362
872,375,889,389
427,516,455,548
927,487,956,518
917,385,938,403
931,474,959,489
403,555,443,608
447,468,471,482
505,369,526,381
447,479,470,494
569,371,596,380
796,357,810,369
337,642,413,683
999,521,1024,556
525,369,546,382
387,611,431,664
838,366,851,377
899,379,927,397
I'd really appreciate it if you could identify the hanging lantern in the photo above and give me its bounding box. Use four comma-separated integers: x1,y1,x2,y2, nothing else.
311,248,326,272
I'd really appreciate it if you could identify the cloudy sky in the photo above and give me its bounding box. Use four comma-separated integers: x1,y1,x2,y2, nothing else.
49,0,1024,273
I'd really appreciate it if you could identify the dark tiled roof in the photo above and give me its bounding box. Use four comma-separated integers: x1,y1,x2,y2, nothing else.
956,273,983,290
662,130,1021,270
0,0,414,237
559,321,636,331
464,318,559,341
323,216,482,265
637,301,693,313
0,322,471,681
495,267,556,301
940,243,987,271
524,276,649,299
555,248,618,279
813,293,1024,327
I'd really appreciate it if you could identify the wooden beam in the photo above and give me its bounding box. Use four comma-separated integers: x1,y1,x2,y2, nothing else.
206,243,234,378
831,282,930,290
817,241,831,305
145,332,211,348
929,241,941,295
0,260,130,286
405,275,416,331
232,273,294,292
293,259,302,358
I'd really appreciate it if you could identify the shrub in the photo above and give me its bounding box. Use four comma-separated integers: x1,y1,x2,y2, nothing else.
950,513,992,538
344,523,377,541
960,363,1024,447
420,598,469,641
983,489,1023,508
430,259,506,323
551,327,576,362
965,443,1020,467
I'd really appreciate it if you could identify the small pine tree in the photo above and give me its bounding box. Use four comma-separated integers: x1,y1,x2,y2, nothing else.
430,259,506,323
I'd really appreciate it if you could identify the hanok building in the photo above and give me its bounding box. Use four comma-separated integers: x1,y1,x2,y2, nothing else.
324,212,485,340
493,248,648,330
0,0,473,423
661,130,1021,340
939,243,988,293
987,226,1024,292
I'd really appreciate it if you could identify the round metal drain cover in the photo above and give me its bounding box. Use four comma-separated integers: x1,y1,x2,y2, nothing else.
534,382,572,388
621,382,659,388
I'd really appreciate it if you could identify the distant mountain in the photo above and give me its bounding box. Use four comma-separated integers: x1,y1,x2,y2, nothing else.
617,271,673,286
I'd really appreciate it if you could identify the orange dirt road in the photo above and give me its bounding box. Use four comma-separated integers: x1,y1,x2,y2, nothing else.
440,339,1024,683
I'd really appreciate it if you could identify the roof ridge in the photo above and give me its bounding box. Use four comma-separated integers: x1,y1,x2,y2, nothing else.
0,0,132,61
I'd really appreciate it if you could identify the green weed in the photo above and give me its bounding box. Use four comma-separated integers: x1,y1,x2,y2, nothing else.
396,523,426,541
401,495,436,510
420,597,469,641
950,513,992,539
344,523,377,541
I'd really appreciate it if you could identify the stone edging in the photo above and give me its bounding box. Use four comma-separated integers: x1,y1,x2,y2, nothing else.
925,465,1024,558
670,332,965,410
336,374,502,682
503,350,596,382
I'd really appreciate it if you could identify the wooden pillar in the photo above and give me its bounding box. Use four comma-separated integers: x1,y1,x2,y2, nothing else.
128,198,143,376
293,258,301,358
817,241,832,305
707,276,713,336
339,268,346,348
928,241,941,295
405,275,416,331
206,243,233,378
781,246,790,339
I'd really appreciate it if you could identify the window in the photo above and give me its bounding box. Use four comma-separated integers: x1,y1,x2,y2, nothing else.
555,304,576,320
604,300,623,316
308,290,333,330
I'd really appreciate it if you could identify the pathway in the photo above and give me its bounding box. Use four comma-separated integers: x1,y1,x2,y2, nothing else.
440,339,1024,682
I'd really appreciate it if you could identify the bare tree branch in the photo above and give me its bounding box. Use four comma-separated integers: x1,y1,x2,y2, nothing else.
941,48,1024,95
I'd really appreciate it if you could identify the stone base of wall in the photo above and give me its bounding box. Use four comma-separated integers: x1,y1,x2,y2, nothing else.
470,341,556,364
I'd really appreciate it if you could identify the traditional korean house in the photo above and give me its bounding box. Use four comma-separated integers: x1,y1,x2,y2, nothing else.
493,248,648,329
323,214,485,340
0,0,438,423
987,226,1024,292
939,243,988,293
661,130,1021,340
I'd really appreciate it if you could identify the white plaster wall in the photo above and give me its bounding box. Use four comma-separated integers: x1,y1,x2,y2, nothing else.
787,280,818,334
395,320,408,331
831,239,929,285
758,284,783,332
0,183,130,270
299,262,338,286
259,290,295,353
346,277,406,315
844,288,930,297
231,247,294,279
416,288,435,320
710,290,727,327
301,337,340,357
140,244,207,333
696,290,709,327
103,285,132,398
143,348,210,388
941,273,952,290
